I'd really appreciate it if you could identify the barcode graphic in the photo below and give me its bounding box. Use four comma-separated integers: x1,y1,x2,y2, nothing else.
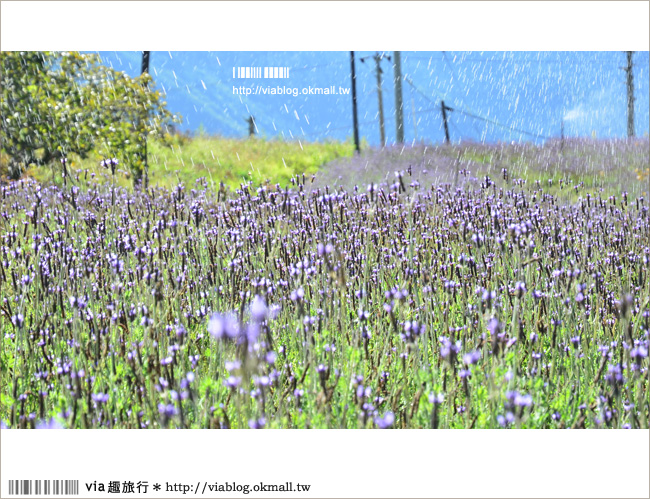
8,480,79,496
233,66,290,79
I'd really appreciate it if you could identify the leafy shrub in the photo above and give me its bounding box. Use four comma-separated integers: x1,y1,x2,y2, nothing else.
0,51,180,183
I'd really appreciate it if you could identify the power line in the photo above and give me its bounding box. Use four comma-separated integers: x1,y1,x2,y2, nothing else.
357,51,391,61
404,76,551,141
454,108,551,140
291,61,347,72
442,51,460,84
414,106,440,116
299,118,378,139
449,118,467,143
404,76,447,106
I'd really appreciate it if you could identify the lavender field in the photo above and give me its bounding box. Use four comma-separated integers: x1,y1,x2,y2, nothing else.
1,139,649,429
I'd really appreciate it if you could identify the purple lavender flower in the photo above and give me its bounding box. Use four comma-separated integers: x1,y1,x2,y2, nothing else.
605,364,625,387
356,384,371,399
35,418,64,429
631,346,647,362
487,317,503,336
439,336,461,358
250,295,268,322
224,376,241,388
514,393,533,407
505,390,517,403
463,350,481,365
481,289,496,305
265,351,277,365
374,411,395,429
208,313,240,340
429,393,444,405
11,314,24,329
254,376,271,387
225,360,241,372
92,393,109,404
248,417,266,429
514,281,527,298
245,323,260,343
100,158,119,168
158,403,177,418
290,287,305,302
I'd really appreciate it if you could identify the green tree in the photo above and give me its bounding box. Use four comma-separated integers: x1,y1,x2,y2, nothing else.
1,51,180,183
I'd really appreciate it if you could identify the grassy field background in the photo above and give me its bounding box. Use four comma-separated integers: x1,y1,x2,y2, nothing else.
23,135,650,200
25,134,357,190
312,137,650,201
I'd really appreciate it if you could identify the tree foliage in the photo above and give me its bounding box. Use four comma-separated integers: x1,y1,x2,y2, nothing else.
1,51,180,182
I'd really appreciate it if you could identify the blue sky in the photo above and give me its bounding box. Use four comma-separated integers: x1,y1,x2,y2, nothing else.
96,51,649,145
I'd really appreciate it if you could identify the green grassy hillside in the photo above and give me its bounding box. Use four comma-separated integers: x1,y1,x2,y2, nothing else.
24,134,356,190
17,136,649,201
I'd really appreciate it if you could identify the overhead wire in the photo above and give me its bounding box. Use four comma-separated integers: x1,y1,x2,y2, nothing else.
298,118,378,139
404,76,551,141
405,53,646,65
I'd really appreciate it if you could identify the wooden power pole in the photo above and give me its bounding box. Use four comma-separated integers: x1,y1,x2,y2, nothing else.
141,51,150,75
141,51,151,189
350,51,360,154
393,51,404,143
441,100,452,144
247,116,256,137
374,52,386,147
623,51,635,138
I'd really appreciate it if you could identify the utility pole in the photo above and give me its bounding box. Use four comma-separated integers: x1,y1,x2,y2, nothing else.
374,53,386,147
560,118,565,152
141,51,150,75
441,100,453,144
622,51,635,138
141,51,151,189
350,51,360,154
393,51,404,143
247,116,256,137
361,52,390,147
